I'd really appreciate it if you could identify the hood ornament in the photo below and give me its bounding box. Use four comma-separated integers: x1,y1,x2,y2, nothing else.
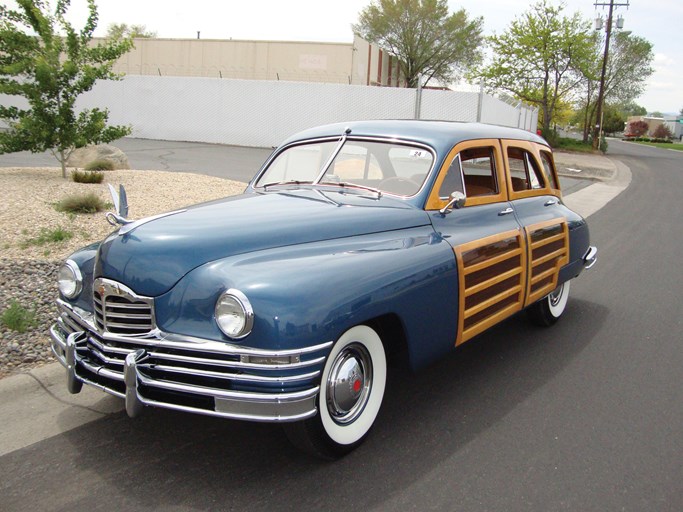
105,183,187,236
106,184,132,227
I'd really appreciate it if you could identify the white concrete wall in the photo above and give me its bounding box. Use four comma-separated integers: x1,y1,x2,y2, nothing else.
1,76,538,147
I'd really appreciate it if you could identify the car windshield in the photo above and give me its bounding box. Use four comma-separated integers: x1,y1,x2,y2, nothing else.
255,139,434,197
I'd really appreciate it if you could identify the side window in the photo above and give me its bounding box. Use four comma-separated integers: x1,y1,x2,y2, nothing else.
440,146,498,199
539,150,560,190
461,147,498,197
438,155,464,199
507,147,546,191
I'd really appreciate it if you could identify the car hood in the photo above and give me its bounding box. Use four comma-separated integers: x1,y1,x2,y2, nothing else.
95,188,431,296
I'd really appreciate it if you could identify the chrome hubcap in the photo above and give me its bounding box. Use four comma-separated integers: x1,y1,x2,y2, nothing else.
549,283,564,307
326,343,372,425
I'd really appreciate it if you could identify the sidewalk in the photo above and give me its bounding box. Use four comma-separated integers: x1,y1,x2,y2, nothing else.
0,149,630,457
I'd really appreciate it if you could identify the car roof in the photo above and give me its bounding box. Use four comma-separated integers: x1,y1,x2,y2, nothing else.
281,120,549,154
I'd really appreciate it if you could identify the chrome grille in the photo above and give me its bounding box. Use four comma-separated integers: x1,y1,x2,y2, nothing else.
93,278,155,335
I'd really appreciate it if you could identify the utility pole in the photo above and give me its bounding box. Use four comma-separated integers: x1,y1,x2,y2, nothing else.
592,0,629,150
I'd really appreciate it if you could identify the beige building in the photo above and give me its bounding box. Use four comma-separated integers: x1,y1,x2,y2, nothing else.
626,115,665,136
106,35,405,87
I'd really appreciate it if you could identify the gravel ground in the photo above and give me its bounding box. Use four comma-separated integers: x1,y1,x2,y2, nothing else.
0,167,245,378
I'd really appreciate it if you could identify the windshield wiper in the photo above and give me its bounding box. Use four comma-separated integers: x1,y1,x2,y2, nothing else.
262,180,308,190
321,181,383,198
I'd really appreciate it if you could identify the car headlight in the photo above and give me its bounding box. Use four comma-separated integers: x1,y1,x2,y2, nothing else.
58,260,83,299
215,289,254,339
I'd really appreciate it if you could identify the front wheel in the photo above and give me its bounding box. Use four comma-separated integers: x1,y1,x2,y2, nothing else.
527,280,571,327
283,325,387,459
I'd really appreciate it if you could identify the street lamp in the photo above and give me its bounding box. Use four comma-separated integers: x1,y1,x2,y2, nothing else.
592,0,630,150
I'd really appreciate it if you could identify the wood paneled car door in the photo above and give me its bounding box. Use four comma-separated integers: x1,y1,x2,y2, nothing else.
501,141,569,307
428,140,527,346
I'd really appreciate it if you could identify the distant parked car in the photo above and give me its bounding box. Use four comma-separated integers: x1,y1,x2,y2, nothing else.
51,120,597,458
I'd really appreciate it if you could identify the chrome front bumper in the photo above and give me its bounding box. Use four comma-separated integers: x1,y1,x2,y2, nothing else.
583,246,598,269
50,302,331,423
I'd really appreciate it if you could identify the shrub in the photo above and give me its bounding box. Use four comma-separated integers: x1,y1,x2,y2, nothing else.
652,124,673,140
1,300,37,333
626,120,649,137
55,192,107,214
540,128,560,147
84,159,115,171
20,227,74,248
72,169,104,184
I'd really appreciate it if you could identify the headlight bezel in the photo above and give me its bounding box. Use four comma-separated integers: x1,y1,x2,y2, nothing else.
58,259,83,299
215,288,254,339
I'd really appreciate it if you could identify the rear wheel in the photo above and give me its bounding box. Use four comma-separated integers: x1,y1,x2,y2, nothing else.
283,325,387,459
527,280,571,326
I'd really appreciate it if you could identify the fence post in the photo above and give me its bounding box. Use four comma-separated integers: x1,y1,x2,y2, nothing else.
414,73,423,119
476,81,484,122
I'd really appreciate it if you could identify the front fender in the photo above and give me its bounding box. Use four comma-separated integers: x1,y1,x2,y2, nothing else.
154,226,459,369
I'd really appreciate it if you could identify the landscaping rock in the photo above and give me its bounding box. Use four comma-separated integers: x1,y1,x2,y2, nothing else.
67,144,130,169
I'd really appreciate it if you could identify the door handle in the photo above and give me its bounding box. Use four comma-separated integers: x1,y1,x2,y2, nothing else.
544,199,559,206
498,207,514,216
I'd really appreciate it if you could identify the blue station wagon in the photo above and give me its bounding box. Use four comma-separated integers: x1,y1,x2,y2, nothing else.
51,120,597,458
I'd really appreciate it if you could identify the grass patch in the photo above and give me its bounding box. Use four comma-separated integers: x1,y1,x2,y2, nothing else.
1,300,37,333
84,159,115,171
553,138,596,153
72,169,104,184
55,192,107,214
20,227,73,249
633,141,683,151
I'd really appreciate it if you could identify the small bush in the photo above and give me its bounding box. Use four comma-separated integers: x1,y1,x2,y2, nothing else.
652,124,673,140
20,227,73,248
55,192,107,214
541,128,560,147
554,137,595,153
84,159,115,171
72,169,104,184
626,120,649,137
1,300,37,333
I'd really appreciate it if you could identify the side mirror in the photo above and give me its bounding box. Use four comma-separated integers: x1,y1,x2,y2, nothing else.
439,191,466,215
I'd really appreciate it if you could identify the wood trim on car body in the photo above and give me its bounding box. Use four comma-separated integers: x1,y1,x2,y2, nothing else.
425,138,507,210
453,229,527,346
523,217,569,306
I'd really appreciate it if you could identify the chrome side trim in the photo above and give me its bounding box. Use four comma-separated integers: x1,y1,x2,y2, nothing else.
583,246,598,269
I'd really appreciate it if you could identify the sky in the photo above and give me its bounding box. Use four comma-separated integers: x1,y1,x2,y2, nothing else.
4,0,681,114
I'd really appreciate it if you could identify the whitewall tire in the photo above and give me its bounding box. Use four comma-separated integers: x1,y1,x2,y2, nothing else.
527,280,571,327
283,325,387,458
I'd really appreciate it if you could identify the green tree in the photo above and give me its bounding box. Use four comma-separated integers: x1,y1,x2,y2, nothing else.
0,0,133,178
649,111,663,118
106,23,156,40
470,0,596,132
601,104,626,134
620,101,647,117
353,0,484,88
577,32,654,142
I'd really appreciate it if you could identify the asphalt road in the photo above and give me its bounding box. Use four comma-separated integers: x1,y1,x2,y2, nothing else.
1,140,682,511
